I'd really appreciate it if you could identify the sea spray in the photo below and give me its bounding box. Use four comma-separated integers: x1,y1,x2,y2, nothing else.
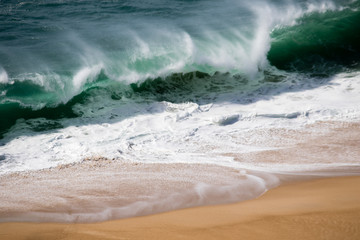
1,0,356,116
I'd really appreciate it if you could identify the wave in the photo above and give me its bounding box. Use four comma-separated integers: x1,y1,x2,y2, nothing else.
268,0,360,72
0,68,290,137
0,71,228,136
1,0,359,136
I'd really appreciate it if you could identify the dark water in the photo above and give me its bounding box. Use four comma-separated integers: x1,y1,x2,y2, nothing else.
1,0,359,137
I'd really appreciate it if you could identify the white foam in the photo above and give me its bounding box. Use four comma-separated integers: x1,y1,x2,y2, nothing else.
0,69,8,84
212,114,240,126
72,64,103,92
1,71,360,174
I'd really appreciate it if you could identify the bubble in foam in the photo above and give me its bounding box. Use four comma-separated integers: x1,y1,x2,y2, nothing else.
212,114,240,126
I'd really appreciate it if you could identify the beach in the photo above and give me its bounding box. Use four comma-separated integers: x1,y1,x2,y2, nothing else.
0,121,359,239
1,176,359,240
1,121,359,223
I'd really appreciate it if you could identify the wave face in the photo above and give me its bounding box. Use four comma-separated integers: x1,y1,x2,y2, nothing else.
0,0,359,136
268,0,360,71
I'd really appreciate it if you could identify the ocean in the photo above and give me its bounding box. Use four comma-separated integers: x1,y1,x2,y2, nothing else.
0,0,360,222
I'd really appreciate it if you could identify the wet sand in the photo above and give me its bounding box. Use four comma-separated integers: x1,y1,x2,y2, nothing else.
1,176,360,240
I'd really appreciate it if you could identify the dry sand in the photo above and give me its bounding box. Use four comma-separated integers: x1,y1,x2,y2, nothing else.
1,176,359,240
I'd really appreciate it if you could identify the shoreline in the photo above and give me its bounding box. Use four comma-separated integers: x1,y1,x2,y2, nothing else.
1,121,360,223
0,161,281,222
1,176,360,239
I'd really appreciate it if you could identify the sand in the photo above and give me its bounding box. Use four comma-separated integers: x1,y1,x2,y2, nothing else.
1,176,359,240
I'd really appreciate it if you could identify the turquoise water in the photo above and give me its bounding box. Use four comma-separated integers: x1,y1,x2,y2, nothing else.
0,0,360,136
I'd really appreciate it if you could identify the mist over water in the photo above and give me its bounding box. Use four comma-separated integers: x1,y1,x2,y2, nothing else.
0,1,357,96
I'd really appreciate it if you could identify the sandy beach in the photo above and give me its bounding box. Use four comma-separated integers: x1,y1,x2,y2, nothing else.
1,176,360,240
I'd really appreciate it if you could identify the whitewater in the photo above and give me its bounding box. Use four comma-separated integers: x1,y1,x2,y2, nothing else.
0,0,360,222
